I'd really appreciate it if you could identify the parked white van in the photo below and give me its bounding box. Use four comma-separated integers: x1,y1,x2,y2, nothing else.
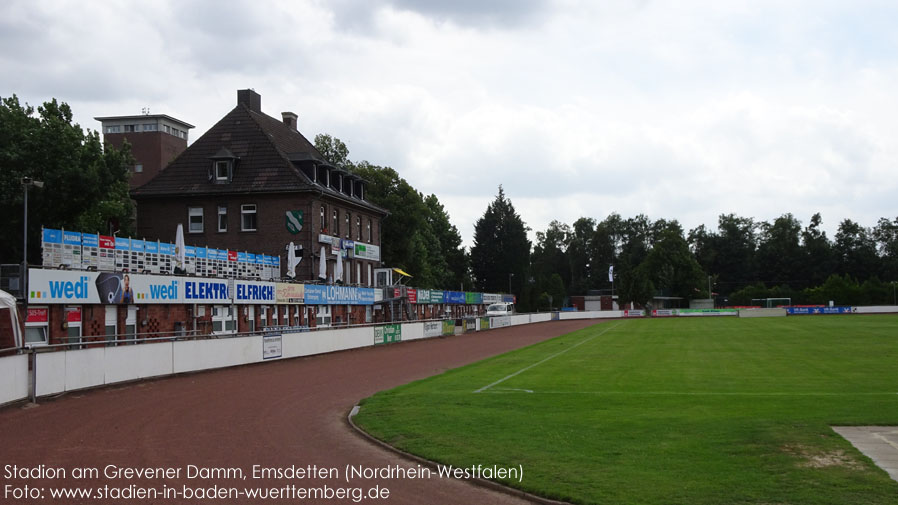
486,302,514,316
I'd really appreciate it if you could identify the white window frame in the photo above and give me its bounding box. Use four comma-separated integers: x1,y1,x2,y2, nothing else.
217,205,228,232
241,204,257,232
212,305,236,334
134,164,143,173
316,305,331,328
105,305,117,344
356,216,361,241
215,160,229,181
24,307,49,346
345,212,351,238
332,209,338,236
367,220,372,243
188,206,204,233
125,305,138,343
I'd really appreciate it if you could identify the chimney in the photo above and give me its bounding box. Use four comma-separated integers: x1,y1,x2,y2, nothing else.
282,111,298,131
237,89,261,112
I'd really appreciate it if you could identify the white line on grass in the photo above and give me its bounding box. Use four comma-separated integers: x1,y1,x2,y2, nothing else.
473,321,625,393
478,391,898,396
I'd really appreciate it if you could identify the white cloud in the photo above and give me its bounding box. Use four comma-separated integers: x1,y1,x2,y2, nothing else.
2,0,897,248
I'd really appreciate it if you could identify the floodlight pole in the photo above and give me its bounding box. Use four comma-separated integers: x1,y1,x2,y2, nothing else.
21,177,43,315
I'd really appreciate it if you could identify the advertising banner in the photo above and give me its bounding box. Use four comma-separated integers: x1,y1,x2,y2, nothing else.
374,324,401,345
262,334,283,359
416,289,430,304
353,242,381,261
502,294,515,303
441,319,456,336
678,309,738,317
304,285,376,305
428,290,444,304
786,306,855,315
482,293,501,304
465,292,483,305
490,316,511,328
423,320,442,337
27,269,282,305
445,291,466,304
408,288,417,304
275,283,305,304
480,317,490,330
652,309,677,317
623,309,645,317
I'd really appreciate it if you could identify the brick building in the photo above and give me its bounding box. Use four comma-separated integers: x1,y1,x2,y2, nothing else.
131,89,387,284
94,113,194,189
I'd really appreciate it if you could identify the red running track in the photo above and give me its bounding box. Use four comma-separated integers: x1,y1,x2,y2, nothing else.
0,320,600,504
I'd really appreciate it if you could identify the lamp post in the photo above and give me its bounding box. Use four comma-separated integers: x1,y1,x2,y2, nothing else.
21,177,44,314
508,272,514,294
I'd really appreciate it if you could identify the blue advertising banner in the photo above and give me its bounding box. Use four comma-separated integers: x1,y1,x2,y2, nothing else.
82,233,99,248
145,241,158,254
787,306,854,315
62,231,81,246
130,239,145,252
304,285,376,305
43,229,62,244
115,237,130,250
159,243,175,256
445,291,466,304
193,246,206,259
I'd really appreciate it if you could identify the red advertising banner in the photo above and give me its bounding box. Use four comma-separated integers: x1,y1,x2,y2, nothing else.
65,306,82,322
26,308,49,323
228,250,238,262
99,235,115,249
408,288,417,304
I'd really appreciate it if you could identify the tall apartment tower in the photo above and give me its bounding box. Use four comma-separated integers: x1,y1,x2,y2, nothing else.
94,113,195,188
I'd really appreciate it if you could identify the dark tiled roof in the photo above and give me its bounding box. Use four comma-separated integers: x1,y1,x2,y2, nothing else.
132,104,386,215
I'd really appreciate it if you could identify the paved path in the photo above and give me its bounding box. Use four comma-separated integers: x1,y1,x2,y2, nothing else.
833,426,898,482
0,320,598,504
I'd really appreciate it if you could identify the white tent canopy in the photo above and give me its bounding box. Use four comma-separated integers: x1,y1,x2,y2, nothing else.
0,289,22,349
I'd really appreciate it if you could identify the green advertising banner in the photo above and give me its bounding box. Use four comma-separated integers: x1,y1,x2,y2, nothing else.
441,319,455,336
465,292,483,304
429,290,444,304
480,317,490,330
374,324,402,345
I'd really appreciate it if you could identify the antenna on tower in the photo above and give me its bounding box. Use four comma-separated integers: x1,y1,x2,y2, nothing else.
141,107,150,115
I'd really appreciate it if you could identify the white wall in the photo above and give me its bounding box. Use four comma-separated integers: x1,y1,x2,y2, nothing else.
854,306,898,314
0,354,28,406
560,310,621,319
105,342,173,384
10,310,618,403
173,336,260,374
401,322,425,341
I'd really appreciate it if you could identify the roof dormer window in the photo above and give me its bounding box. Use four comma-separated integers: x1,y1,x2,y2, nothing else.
209,148,238,184
215,160,230,181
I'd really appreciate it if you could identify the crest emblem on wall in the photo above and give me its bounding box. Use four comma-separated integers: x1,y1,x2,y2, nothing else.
286,210,303,234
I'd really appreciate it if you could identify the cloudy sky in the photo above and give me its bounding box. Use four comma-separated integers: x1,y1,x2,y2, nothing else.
3,0,897,247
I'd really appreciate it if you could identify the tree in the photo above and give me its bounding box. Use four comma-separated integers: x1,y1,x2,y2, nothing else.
471,186,531,301
639,223,706,299
0,95,134,265
313,133,351,169
834,219,879,281
756,213,803,288
801,213,835,287
314,134,468,290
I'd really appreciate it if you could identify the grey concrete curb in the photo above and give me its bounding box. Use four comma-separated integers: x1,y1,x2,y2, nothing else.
346,404,573,505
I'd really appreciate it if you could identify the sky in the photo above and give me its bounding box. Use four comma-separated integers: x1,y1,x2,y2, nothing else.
2,0,897,248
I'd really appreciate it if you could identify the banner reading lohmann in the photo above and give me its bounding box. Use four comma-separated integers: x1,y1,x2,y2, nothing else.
786,306,855,315
304,285,375,305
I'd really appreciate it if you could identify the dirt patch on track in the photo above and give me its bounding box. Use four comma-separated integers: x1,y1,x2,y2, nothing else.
0,319,599,504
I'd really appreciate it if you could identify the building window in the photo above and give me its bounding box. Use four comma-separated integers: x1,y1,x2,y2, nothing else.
316,305,331,328
367,219,372,243
345,212,351,238
105,125,121,134
356,216,361,241
217,205,228,232
241,204,257,231
125,306,137,343
105,306,117,344
320,206,326,232
143,124,157,131
134,164,143,173
212,305,236,334
188,206,204,233
332,209,339,236
24,307,49,346
215,161,229,181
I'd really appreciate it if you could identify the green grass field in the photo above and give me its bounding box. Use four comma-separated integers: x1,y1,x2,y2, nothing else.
354,315,898,505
